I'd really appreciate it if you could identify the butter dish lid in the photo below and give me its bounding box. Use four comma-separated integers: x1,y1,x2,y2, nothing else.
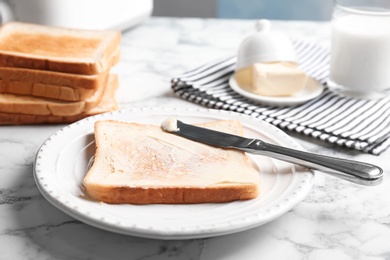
236,20,297,71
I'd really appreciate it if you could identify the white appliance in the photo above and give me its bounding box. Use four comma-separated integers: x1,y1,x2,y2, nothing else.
0,0,153,31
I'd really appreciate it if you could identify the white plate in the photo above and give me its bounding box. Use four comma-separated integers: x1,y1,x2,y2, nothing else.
229,76,324,106
34,107,314,240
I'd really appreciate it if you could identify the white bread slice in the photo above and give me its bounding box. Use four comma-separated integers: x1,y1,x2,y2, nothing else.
83,120,260,204
0,74,118,125
0,22,121,75
0,67,109,101
0,73,115,116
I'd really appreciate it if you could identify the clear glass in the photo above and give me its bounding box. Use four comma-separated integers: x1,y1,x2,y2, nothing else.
328,0,390,98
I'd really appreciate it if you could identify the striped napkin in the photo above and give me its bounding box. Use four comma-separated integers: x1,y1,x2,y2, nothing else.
171,39,390,155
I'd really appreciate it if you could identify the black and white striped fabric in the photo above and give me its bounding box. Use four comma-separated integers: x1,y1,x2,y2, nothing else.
171,39,390,155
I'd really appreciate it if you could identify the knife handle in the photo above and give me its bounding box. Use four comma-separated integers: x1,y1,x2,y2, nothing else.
248,140,383,185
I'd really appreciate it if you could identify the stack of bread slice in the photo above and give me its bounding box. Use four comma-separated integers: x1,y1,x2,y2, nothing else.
0,22,121,125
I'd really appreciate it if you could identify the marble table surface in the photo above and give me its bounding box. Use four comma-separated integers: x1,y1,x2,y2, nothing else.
1,17,390,260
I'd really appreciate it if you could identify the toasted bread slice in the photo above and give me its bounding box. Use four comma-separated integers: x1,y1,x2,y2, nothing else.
0,67,109,101
0,73,116,116
83,120,260,204
0,22,121,75
0,75,118,125
0,74,118,119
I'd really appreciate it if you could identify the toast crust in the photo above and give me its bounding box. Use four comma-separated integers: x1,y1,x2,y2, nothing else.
0,68,109,101
0,74,118,125
85,184,259,204
0,73,112,116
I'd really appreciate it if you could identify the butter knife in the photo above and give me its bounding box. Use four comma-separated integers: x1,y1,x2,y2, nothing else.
161,119,383,186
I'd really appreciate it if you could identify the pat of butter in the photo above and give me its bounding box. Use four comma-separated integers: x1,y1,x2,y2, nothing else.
235,66,252,88
237,62,307,97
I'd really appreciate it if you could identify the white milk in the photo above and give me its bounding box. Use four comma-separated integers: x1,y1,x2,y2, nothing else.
330,14,390,94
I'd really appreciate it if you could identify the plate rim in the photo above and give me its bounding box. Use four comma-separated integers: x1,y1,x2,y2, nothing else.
229,76,324,106
33,107,314,240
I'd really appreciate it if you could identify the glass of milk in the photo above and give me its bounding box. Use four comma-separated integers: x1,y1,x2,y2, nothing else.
328,0,390,98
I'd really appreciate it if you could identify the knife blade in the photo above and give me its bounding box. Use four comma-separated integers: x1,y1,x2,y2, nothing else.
161,118,383,186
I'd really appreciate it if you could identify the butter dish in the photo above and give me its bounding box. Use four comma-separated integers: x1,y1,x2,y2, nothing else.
235,19,297,71
231,20,324,105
